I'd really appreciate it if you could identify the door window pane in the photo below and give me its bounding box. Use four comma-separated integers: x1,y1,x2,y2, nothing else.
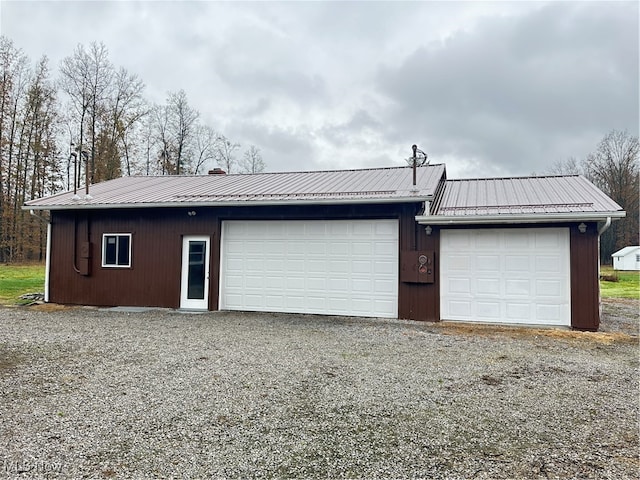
187,241,206,299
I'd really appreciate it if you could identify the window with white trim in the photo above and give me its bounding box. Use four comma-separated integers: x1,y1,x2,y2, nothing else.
102,233,132,268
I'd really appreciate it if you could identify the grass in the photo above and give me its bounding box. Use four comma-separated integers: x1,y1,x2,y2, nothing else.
600,265,640,300
0,263,45,305
0,262,637,306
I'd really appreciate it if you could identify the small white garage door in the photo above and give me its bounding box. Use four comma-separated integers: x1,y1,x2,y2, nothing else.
220,219,399,318
440,228,570,326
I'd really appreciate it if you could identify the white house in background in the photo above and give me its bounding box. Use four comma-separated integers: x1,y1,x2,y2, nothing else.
611,246,640,271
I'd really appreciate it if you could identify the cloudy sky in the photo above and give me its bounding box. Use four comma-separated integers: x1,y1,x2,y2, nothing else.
1,1,638,178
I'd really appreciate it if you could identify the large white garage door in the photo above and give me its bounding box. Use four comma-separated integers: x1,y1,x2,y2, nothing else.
440,228,570,326
220,219,399,318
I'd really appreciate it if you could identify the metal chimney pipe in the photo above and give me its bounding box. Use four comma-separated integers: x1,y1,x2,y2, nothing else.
412,144,418,186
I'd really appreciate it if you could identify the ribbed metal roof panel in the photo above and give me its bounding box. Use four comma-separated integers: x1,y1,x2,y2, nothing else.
26,165,446,209
432,175,623,216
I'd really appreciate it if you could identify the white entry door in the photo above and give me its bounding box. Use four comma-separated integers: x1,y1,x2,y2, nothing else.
180,236,210,310
220,219,399,318
440,228,571,326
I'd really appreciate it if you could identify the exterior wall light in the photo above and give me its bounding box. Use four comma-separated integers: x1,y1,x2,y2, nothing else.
187,211,197,217
425,225,432,236
578,222,587,233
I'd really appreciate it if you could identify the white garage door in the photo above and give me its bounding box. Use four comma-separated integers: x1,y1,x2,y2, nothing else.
440,228,570,326
220,219,399,318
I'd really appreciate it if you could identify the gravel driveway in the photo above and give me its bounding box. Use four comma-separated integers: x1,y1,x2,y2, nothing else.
0,302,637,479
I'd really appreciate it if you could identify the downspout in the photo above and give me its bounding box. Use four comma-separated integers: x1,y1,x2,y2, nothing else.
73,213,81,273
596,216,612,322
597,216,612,235
29,210,51,302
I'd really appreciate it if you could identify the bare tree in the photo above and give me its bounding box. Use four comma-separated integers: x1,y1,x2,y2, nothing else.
98,67,146,178
0,36,30,262
193,124,217,174
546,156,581,176
86,42,112,182
214,134,240,173
151,90,199,175
584,130,639,262
59,43,94,188
169,90,198,174
239,145,265,174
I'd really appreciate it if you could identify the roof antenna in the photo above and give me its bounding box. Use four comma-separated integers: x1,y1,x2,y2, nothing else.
407,144,428,186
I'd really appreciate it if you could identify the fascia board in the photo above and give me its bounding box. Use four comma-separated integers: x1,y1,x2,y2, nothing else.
415,211,626,225
23,195,433,211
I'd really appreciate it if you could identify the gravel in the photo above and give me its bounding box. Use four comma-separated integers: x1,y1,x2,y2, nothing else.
0,301,637,479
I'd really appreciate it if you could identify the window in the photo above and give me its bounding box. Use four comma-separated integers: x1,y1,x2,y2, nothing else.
102,234,132,267
636,254,640,262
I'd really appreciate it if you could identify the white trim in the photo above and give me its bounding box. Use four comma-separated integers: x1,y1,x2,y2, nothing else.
24,195,433,211
416,211,626,225
44,222,51,303
180,236,211,310
101,233,132,268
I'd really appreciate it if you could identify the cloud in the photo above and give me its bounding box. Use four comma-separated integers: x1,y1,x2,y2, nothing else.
375,1,639,177
1,1,637,179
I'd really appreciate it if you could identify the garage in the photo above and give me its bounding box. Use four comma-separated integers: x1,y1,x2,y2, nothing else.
220,219,399,318
440,228,571,326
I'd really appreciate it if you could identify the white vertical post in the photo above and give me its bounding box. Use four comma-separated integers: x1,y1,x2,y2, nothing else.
44,222,51,302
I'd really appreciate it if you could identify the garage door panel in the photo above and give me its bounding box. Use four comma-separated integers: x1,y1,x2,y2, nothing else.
375,241,396,256
441,228,570,326
537,304,561,321
478,278,500,295
374,279,395,293
449,301,472,317
506,303,531,321
221,219,398,318
535,256,561,273
535,231,562,247
477,302,500,319
505,255,529,271
536,279,562,297
477,255,499,270
449,255,471,271
449,277,471,294
477,231,500,248
505,279,530,296
504,231,529,248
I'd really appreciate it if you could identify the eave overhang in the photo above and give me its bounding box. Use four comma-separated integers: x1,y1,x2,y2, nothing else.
24,195,433,212
415,211,626,225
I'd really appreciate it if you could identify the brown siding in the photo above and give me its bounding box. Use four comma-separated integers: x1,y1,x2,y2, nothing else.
397,205,440,321
50,208,220,308
49,208,602,328
50,203,438,321
435,222,602,330
570,222,600,331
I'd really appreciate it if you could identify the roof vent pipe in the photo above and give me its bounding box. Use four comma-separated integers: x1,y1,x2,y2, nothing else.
208,168,226,175
410,144,428,186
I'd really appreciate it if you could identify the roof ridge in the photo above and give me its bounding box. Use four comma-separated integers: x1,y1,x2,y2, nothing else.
445,174,582,182
125,163,446,179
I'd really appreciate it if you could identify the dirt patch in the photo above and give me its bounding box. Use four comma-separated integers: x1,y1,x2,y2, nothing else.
29,303,76,312
434,321,638,345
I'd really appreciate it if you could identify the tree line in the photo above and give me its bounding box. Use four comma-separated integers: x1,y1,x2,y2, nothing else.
0,37,264,263
547,130,639,264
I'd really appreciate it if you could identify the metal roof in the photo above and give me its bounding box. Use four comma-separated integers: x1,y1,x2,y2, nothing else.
611,246,640,257
25,164,446,210
417,175,625,224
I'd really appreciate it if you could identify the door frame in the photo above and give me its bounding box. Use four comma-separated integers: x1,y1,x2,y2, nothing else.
180,235,211,310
